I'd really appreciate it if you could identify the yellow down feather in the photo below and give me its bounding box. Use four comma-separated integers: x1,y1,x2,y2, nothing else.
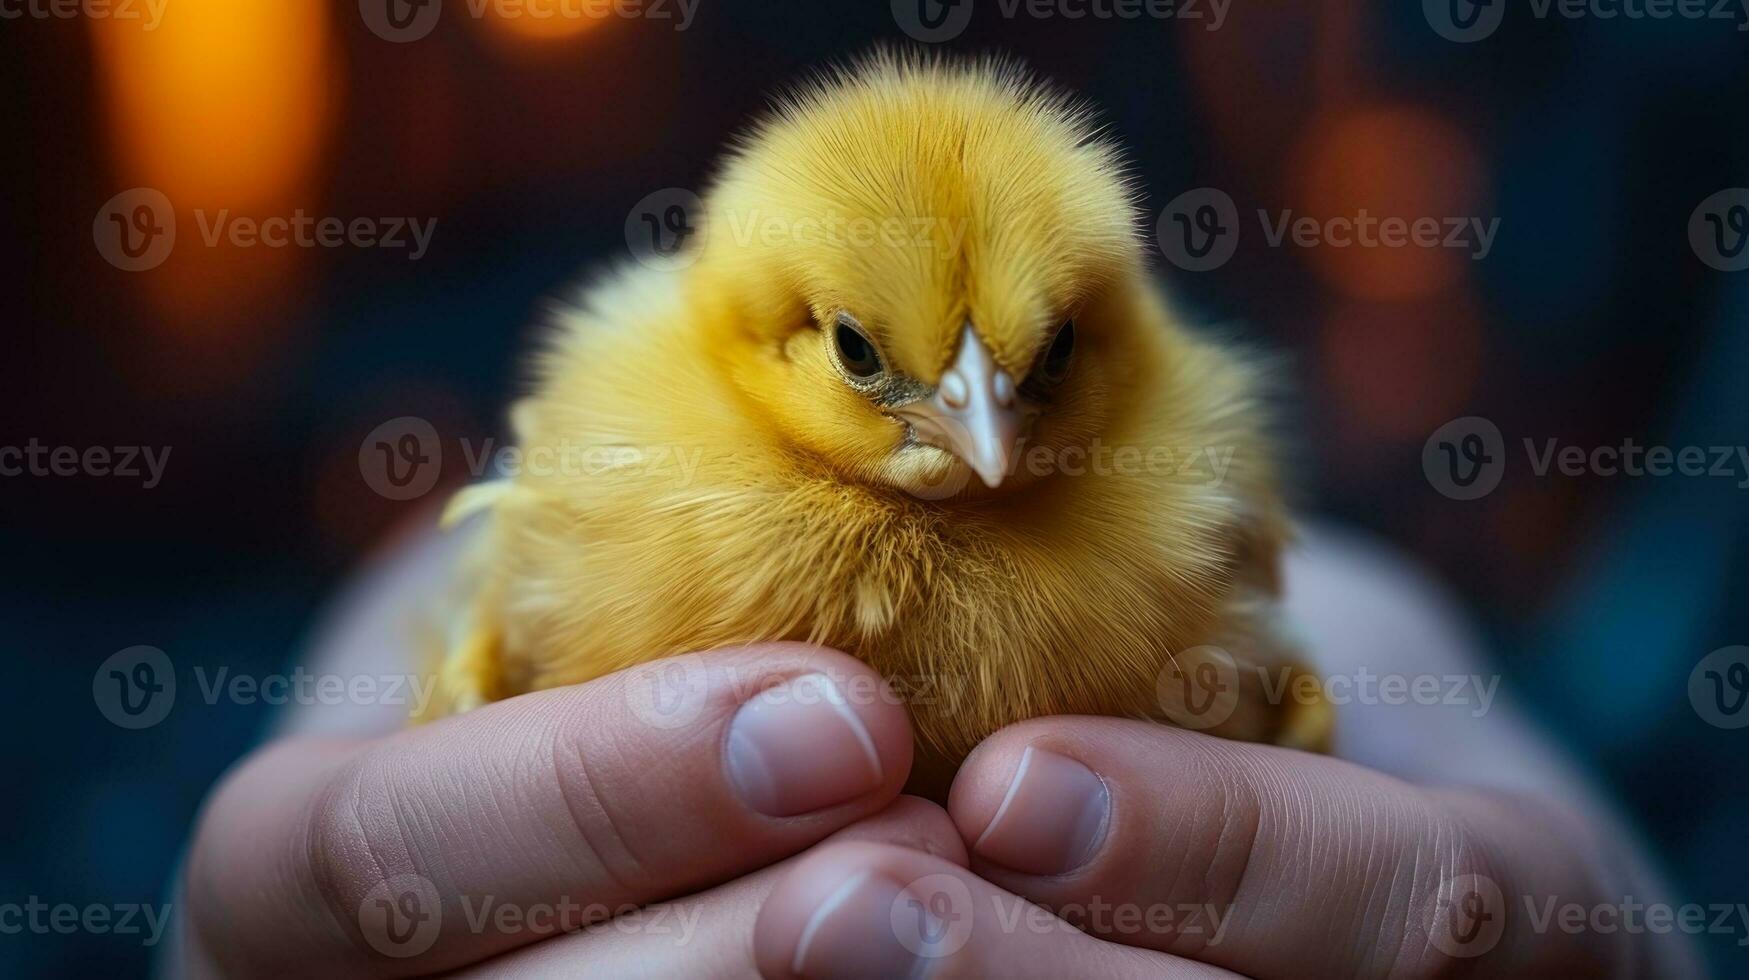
424,51,1329,791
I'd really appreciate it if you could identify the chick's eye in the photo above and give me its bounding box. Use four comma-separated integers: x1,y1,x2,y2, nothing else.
832,317,886,381
1036,320,1075,384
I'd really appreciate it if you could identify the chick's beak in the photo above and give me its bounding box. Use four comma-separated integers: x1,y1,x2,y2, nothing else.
898,324,1028,488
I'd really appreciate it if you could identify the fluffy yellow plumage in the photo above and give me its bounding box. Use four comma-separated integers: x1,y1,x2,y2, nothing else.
427,51,1328,792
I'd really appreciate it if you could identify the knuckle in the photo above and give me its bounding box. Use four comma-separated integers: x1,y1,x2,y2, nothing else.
1164,744,1263,934
303,754,404,952
1384,800,1506,980
550,722,657,895
184,739,389,974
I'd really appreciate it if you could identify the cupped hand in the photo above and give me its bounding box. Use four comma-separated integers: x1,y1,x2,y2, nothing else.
755,717,1655,979
178,643,941,978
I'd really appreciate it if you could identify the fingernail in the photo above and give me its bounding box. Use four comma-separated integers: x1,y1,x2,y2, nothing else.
725,673,885,816
971,746,1109,875
789,870,923,980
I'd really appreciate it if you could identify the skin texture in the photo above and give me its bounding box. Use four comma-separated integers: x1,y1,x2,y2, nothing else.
180,642,921,978
163,524,1700,978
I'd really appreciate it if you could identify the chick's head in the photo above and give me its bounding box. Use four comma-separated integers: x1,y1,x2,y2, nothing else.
691,53,1148,499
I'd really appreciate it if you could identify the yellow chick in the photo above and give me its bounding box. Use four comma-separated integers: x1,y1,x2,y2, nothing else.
428,51,1329,792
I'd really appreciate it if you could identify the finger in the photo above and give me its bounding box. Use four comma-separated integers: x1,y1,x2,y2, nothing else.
947,717,1616,979
752,841,1244,980
453,796,969,978
184,643,914,978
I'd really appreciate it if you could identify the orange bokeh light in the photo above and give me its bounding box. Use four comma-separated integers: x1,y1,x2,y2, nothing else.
88,0,336,336
88,0,334,208
479,0,612,40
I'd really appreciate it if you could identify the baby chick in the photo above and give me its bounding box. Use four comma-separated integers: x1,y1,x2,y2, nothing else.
428,52,1330,792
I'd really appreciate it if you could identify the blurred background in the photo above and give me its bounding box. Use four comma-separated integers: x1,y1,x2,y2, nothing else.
4,0,1747,975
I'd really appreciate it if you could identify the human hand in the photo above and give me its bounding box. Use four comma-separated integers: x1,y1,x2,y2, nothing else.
754,717,1656,978
178,643,942,977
